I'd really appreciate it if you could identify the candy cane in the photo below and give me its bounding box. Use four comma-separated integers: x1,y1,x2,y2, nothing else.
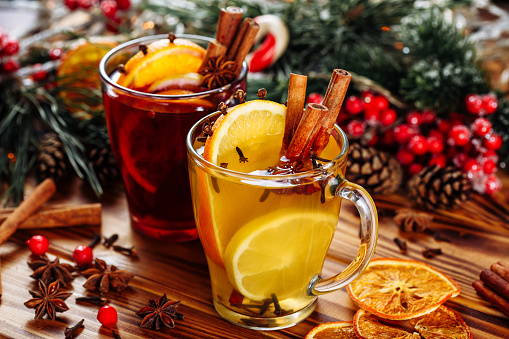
246,15,289,73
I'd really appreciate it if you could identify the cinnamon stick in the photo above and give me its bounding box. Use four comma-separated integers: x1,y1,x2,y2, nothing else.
283,73,307,150
216,6,244,49
312,69,351,155
0,178,56,246
491,261,509,282
481,268,509,300
0,258,2,297
226,18,260,76
0,203,102,229
198,40,228,73
285,103,329,161
473,280,509,318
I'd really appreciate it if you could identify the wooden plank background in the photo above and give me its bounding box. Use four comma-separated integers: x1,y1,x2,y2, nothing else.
0,173,508,338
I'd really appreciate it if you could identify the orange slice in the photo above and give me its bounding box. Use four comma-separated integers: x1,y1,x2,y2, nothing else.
305,321,358,339
148,72,202,93
155,89,215,109
117,38,206,91
347,258,460,320
197,100,286,267
353,309,421,339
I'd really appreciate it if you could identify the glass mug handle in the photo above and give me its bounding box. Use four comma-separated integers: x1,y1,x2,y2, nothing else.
307,175,378,296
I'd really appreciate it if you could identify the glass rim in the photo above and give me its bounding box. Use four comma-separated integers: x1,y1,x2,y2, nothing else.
99,33,248,100
186,110,350,182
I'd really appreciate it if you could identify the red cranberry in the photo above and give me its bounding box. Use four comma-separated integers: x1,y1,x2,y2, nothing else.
452,152,468,168
483,159,497,175
481,94,498,115
382,129,396,146
427,136,444,154
481,150,498,162
366,133,379,146
471,117,492,137
116,0,131,10
306,92,323,105
372,95,389,111
463,158,481,173
26,235,50,256
437,119,451,133
393,124,415,144
465,94,483,115
2,59,20,72
396,148,415,166
407,135,429,155
409,163,423,176
344,95,364,115
2,38,19,56
364,108,380,123
447,125,470,146
64,0,79,10
49,48,63,60
485,175,501,195
32,64,48,82
73,245,93,266
429,154,447,168
380,108,397,126
421,109,436,124
346,120,365,137
406,111,422,125
78,0,92,9
428,129,445,142
101,0,118,19
337,111,349,124
483,133,502,150
97,305,118,327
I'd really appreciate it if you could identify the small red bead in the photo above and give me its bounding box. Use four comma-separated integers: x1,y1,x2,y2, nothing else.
346,120,365,137
2,38,19,56
101,0,118,19
2,58,20,72
447,125,470,146
406,111,422,125
306,92,323,105
427,136,444,154
364,108,380,123
485,175,501,195
78,0,92,9
481,94,498,115
393,124,415,144
428,129,445,142
396,148,415,166
64,0,79,10
49,48,63,60
463,158,481,173
116,0,131,10
409,163,424,176
372,95,389,111
344,95,364,115
483,159,497,175
421,109,436,124
73,245,94,266
483,133,502,151
429,154,447,168
471,117,492,137
380,108,397,126
26,235,50,256
97,305,118,328
32,64,48,82
437,119,451,133
407,135,429,155
465,94,483,115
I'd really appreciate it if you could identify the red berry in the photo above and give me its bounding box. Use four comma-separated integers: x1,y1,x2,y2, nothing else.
406,111,422,125
364,108,380,124
428,129,445,142
481,94,498,115
421,109,436,124
26,235,50,256
366,133,379,147
2,59,20,73
78,0,92,9
471,117,492,137
337,111,349,124
73,245,93,266
452,152,468,168
393,124,415,144
306,92,323,105
32,64,48,82
481,150,498,162
105,15,121,33
483,159,497,175
463,158,481,173
429,154,446,168
396,148,415,166
346,120,365,137
465,94,483,114
362,91,376,110
2,38,19,56
64,0,79,10
372,95,389,111
49,48,63,60
344,95,364,115
409,163,423,176
427,136,444,154
437,119,451,133
380,108,397,126
97,305,118,327
407,135,429,155
382,129,396,146
116,0,131,10
485,175,501,195
483,133,502,150
101,0,118,18
447,125,470,146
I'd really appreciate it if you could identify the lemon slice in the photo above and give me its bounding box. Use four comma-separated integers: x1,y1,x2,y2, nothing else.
148,72,202,93
223,209,337,301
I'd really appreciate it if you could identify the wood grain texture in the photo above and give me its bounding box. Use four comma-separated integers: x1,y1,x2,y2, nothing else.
0,173,508,338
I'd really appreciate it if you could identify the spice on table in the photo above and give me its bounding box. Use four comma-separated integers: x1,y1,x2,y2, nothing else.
64,319,84,339
422,247,442,259
75,295,107,305
82,258,134,293
472,280,509,318
88,233,102,249
473,260,509,318
112,330,121,339
24,280,72,320
112,245,138,257
28,255,75,285
394,208,433,233
393,237,407,251
103,234,119,248
136,294,183,331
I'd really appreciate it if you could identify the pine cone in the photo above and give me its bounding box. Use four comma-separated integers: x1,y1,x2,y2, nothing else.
345,143,402,195
36,132,68,182
408,165,472,210
88,146,119,185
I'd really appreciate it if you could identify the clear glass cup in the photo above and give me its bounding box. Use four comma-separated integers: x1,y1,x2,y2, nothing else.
99,34,247,241
187,111,378,329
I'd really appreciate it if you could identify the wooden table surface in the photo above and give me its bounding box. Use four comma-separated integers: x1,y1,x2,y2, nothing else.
0,172,508,339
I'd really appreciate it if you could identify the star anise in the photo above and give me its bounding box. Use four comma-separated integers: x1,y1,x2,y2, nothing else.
82,258,134,293
24,280,72,320
199,56,237,89
28,255,75,286
136,294,183,331
394,208,434,232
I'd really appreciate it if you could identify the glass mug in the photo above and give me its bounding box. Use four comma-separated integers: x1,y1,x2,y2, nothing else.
99,34,247,241
187,111,378,329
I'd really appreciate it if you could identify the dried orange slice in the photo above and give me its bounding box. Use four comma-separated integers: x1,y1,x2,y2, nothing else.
117,38,206,91
305,321,358,339
354,309,420,339
408,305,472,339
347,258,460,320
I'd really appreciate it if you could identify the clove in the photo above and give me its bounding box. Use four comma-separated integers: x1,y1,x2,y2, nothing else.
139,44,148,55
88,233,101,249
112,245,138,257
103,234,119,248
394,238,407,251
422,247,442,259
75,296,107,305
236,147,248,163
257,88,267,100
64,319,84,339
